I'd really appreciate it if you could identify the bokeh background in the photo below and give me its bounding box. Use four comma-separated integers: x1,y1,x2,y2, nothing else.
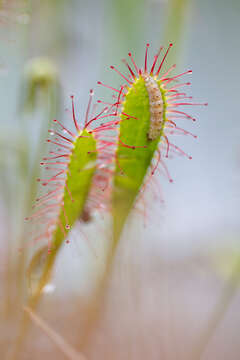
0,0,240,359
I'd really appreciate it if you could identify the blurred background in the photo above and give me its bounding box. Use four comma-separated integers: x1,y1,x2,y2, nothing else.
0,0,240,359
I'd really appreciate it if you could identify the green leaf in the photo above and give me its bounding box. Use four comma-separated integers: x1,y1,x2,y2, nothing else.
112,77,167,242
28,129,97,306
52,129,97,250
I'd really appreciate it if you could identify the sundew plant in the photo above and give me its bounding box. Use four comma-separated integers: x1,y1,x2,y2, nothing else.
0,1,239,360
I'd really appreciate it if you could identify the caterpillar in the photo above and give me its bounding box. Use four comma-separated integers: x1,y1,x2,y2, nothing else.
142,73,164,140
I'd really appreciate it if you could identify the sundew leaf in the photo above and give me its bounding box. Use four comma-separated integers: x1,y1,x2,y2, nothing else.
112,77,167,241
16,93,116,353
28,128,97,306
26,86,122,307
51,129,97,251
107,44,206,243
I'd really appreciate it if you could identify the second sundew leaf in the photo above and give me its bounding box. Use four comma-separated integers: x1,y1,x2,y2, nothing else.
26,90,117,307
51,128,97,251
28,129,97,307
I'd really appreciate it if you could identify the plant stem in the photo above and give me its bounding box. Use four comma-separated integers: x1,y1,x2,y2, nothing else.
24,307,86,360
77,235,119,351
163,0,191,66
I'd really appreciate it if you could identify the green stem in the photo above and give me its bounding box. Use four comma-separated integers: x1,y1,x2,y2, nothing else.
78,236,118,351
163,0,191,66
